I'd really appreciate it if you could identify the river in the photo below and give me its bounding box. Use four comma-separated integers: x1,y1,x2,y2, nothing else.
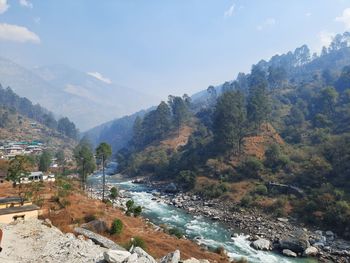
88,171,314,263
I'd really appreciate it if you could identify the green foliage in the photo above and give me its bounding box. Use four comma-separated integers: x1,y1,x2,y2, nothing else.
7,155,30,186
176,170,196,190
168,227,184,239
110,219,123,235
237,157,263,179
74,137,96,188
254,184,268,195
57,117,78,139
125,199,142,217
125,236,147,251
39,150,52,172
264,144,289,172
198,182,228,199
240,195,253,207
110,187,118,199
247,66,271,131
213,90,246,154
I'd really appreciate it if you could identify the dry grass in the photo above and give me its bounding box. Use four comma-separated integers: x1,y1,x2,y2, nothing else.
0,181,229,262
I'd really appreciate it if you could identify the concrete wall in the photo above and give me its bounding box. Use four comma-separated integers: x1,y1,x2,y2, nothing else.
0,210,38,224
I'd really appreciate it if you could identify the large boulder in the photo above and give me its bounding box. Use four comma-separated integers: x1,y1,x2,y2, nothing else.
132,247,157,263
279,231,310,253
251,238,272,251
160,250,180,263
165,183,178,193
104,250,131,263
183,259,209,263
123,253,139,263
74,227,126,251
282,249,297,257
81,219,108,233
303,246,318,257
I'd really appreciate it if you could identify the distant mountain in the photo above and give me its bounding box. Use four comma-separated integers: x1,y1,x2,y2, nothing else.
0,57,159,130
86,32,350,154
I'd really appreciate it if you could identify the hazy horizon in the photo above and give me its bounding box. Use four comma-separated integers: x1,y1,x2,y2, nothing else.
0,0,350,101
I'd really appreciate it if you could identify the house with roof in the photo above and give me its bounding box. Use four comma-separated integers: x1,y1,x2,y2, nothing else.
0,197,40,224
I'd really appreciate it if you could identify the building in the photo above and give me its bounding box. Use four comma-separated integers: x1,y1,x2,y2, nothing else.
0,197,40,224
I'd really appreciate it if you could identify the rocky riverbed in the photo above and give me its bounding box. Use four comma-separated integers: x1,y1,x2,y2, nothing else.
89,177,350,262
158,191,350,263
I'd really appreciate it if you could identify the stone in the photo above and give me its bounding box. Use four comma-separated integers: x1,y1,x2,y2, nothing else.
132,247,157,263
159,250,180,263
303,246,318,257
277,218,289,223
250,238,271,251
81,219,109,233
123,253,138,263
74,227,126,251
165,183,178,193
279,231,310,253
183,258,200,263
282,249,297,257
104,250,131,263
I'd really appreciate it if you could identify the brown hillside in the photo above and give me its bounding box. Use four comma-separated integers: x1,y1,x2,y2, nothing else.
160,125,194,150
242,123,284,160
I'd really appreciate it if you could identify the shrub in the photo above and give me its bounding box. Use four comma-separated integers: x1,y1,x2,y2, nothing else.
254,184,268,195
110,187,118,199
238,157,263,179
133,206,142,217
240,195,253,207
110,219,123,235
168,227,183,239
125,236,147,250
198,182,229,199
176,170,196,190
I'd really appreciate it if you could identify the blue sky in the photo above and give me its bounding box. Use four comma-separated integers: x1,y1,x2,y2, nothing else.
0,0,350,99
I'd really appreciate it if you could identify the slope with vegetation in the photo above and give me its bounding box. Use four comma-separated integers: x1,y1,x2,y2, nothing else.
116,32,350,239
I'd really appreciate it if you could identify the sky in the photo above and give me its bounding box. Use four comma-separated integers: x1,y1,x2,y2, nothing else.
1,0,350,99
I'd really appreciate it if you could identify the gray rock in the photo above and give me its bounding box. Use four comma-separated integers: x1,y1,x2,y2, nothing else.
81,219,109,233
183,259,200,263
303,246,318,257
123,253,138,263
165,183,178,193
251,238,271,251
104,250,131,263
74,227,126,251
283,249,297,257
277,218,289,223
132,247,157,263
159,250,180,263
279,231,310,253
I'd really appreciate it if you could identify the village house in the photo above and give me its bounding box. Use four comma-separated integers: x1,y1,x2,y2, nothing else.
0,196,40,224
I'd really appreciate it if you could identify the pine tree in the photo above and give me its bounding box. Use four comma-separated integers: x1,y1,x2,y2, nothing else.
213,90,247,155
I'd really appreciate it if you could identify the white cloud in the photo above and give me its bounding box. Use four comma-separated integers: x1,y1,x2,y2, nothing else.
335,8,350,29
0,0,9,14
257,18,276,31
0,23,40,43
305,12,312,17
87,72,112,84
224,3,235,17
19,0,33,8
319,30,335,47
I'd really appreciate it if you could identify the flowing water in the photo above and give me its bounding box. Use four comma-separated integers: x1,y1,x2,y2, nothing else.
88,172,314,263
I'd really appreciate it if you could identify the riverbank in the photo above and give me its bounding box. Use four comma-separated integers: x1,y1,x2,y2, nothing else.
89,174,350,263
146,184,350,263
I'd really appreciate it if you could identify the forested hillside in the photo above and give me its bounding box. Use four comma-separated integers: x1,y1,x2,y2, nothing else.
116,32,350,239
0,85,78,139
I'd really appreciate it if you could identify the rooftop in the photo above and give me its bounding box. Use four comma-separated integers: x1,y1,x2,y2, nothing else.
0,197,23,204
0,204,39,216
